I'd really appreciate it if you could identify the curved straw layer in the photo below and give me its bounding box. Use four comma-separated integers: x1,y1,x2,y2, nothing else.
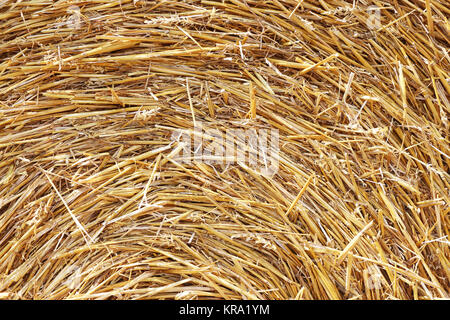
0,0,448,299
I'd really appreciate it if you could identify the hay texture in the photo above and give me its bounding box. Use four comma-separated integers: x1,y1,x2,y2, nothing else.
0,0,449,299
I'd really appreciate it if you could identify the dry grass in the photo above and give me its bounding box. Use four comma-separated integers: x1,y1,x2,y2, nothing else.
0,0,449,300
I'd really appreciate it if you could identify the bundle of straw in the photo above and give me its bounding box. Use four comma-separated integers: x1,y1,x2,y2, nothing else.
0,0,448,299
